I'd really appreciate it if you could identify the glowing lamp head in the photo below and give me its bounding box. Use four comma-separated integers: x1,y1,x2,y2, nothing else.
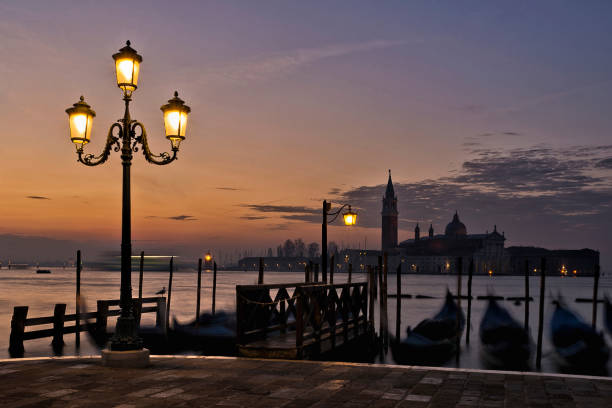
112,41,142,95
65,96,96,151
161,91,191,150
204,252,212,262
343,206,357,226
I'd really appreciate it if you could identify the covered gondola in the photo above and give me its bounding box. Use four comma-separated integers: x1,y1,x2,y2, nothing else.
172,311,236,355
479,299,531,368
390,290,465,365
550,302,609,371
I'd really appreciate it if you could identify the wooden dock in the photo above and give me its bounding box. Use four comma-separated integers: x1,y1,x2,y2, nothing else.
236,282,371,359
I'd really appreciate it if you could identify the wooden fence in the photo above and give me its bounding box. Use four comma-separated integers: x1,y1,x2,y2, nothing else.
236,282,369,359
9,297,166,357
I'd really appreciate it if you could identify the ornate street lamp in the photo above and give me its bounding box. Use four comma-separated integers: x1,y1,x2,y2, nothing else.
65,41,191,362
321,200,357,283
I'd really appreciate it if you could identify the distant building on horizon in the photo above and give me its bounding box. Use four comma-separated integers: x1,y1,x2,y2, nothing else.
347,171,600,276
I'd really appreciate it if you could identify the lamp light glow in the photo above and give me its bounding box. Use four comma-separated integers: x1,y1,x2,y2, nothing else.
343,205,357,226
112,41,142,95
204,252,212,262
66,96,96,150
161,91,191,150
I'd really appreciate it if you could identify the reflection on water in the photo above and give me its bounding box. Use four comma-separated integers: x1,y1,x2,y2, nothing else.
1,268,611,376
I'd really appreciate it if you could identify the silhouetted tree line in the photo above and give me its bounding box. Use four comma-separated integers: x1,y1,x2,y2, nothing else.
270,239,340,259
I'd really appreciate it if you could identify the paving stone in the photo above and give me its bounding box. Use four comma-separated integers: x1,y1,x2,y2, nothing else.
0,357,611,407
405,394,431,402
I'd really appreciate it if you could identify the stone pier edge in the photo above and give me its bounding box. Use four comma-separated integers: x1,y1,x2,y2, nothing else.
1,355,611,382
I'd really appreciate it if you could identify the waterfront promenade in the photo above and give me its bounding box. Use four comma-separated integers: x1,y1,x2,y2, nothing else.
0,356,610,407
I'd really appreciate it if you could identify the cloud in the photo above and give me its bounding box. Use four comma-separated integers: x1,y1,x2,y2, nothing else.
216,187,241,191
240,204,320,223
168,215,197,221
266,223,290,231
146,215,198,221
241,204,319,214
239,144,612,260
196,40,408,85
595,158,612,169
336,145,612,252
328,187,342,195
240,215,267,220
26,195,50,200
252,145,611,259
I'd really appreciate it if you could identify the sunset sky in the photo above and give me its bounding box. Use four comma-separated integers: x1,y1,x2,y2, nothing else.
1,1,611,265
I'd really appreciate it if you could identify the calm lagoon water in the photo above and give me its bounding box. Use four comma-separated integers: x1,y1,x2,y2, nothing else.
1,267,611,375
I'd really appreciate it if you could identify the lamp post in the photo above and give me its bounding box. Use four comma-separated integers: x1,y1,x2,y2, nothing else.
321,200,357,282
65,41,191,356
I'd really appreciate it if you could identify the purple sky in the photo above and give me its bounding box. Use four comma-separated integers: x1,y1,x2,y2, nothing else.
0,1,611,266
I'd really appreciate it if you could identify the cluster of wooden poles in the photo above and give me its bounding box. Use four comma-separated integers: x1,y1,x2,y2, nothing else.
70,250,603,370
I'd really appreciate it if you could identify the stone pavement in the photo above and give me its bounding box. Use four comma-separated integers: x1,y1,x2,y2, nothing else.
0,356,611,407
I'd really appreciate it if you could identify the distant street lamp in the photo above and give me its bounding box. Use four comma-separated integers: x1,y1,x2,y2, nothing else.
65,41,191,357
204,251,213,269
321,200,357,282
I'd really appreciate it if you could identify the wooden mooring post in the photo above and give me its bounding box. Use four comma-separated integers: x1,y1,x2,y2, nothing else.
524,259,530,332
348,263,352,284
138,251,144,300
97,300,109,336
196,258,202,327
304,263,310,283
314,263,319,282
52,303,66,354
156,297,167,334
9,306,28,357
395,263,401,341
456,257,463,363
75,250,81,349
466,257,473,345
381,253,389,350
368,266,375,329
258,257,264,284
592,264,600,329
377,256,382,300
166,256,174,331
212,262,218,315
536,257,546,369
329,254,335,284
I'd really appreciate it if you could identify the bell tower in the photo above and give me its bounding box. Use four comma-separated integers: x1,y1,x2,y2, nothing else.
381,170,398,251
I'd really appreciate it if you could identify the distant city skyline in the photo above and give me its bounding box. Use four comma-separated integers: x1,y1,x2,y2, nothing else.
1,1,611,266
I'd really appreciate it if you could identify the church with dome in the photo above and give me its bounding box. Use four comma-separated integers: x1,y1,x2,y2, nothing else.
342,171,599,275
381,171,505,274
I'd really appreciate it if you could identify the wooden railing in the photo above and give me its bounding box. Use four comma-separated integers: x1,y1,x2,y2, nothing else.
9,297,166,357
236,282,368,355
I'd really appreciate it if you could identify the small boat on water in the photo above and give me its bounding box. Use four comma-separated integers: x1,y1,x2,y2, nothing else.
173,311,236,355
36,269,51,274
550,302,609,370
390,290,465,365
479,299,531,368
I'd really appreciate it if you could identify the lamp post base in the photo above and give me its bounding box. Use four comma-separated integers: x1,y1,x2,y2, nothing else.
101,348,150,368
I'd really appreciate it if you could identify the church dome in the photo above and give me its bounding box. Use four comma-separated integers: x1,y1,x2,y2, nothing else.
445,211,467,237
